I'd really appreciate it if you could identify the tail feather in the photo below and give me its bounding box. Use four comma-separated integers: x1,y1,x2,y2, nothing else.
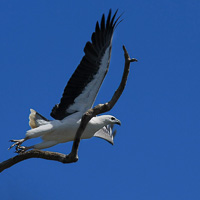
29,109,49,129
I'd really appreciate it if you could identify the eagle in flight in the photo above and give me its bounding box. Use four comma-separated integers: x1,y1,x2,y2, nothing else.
9,9,122,153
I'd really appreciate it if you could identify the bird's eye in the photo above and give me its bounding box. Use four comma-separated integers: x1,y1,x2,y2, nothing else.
111,117,115,120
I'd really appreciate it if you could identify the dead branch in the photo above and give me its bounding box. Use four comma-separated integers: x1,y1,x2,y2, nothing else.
0,45,137,173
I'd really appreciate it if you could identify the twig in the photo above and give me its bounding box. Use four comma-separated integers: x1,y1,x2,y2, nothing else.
69,45,137,158
0,46,137,173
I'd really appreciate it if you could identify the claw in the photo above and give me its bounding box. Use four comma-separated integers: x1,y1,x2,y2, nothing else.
8,139,25,150
15,146,27,153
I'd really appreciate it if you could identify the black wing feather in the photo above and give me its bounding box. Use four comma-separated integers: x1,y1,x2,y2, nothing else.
51,9,119,120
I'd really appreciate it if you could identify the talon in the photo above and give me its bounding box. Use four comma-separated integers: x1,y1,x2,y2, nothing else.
15,146,27,153
8,139,25,150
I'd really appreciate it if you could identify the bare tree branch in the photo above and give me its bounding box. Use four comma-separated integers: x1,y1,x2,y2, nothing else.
0,45,137,173
69,45,137,158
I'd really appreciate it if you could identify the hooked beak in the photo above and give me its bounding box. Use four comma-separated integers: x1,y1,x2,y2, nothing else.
116,120,121,126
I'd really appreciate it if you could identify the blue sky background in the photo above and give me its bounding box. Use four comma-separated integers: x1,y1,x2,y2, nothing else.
0,0,200,199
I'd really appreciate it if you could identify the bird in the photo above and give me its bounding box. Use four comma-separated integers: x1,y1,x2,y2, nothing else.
9,9,122,153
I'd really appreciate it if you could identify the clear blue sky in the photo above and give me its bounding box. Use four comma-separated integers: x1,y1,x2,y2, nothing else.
1,0,200,199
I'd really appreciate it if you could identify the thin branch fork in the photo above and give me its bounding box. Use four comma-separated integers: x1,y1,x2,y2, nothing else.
70,45,137,158
0,45,137,173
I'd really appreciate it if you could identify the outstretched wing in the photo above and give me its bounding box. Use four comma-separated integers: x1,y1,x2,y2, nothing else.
51,9,121,120
93,124,117,145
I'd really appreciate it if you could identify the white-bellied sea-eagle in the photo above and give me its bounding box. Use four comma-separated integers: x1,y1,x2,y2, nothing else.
9,9,122,152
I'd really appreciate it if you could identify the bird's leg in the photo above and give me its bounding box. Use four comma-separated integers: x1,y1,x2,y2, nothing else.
8,137,28,151
15,145,34,154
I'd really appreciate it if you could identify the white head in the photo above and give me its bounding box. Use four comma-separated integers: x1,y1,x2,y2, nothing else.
96,115,121,126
